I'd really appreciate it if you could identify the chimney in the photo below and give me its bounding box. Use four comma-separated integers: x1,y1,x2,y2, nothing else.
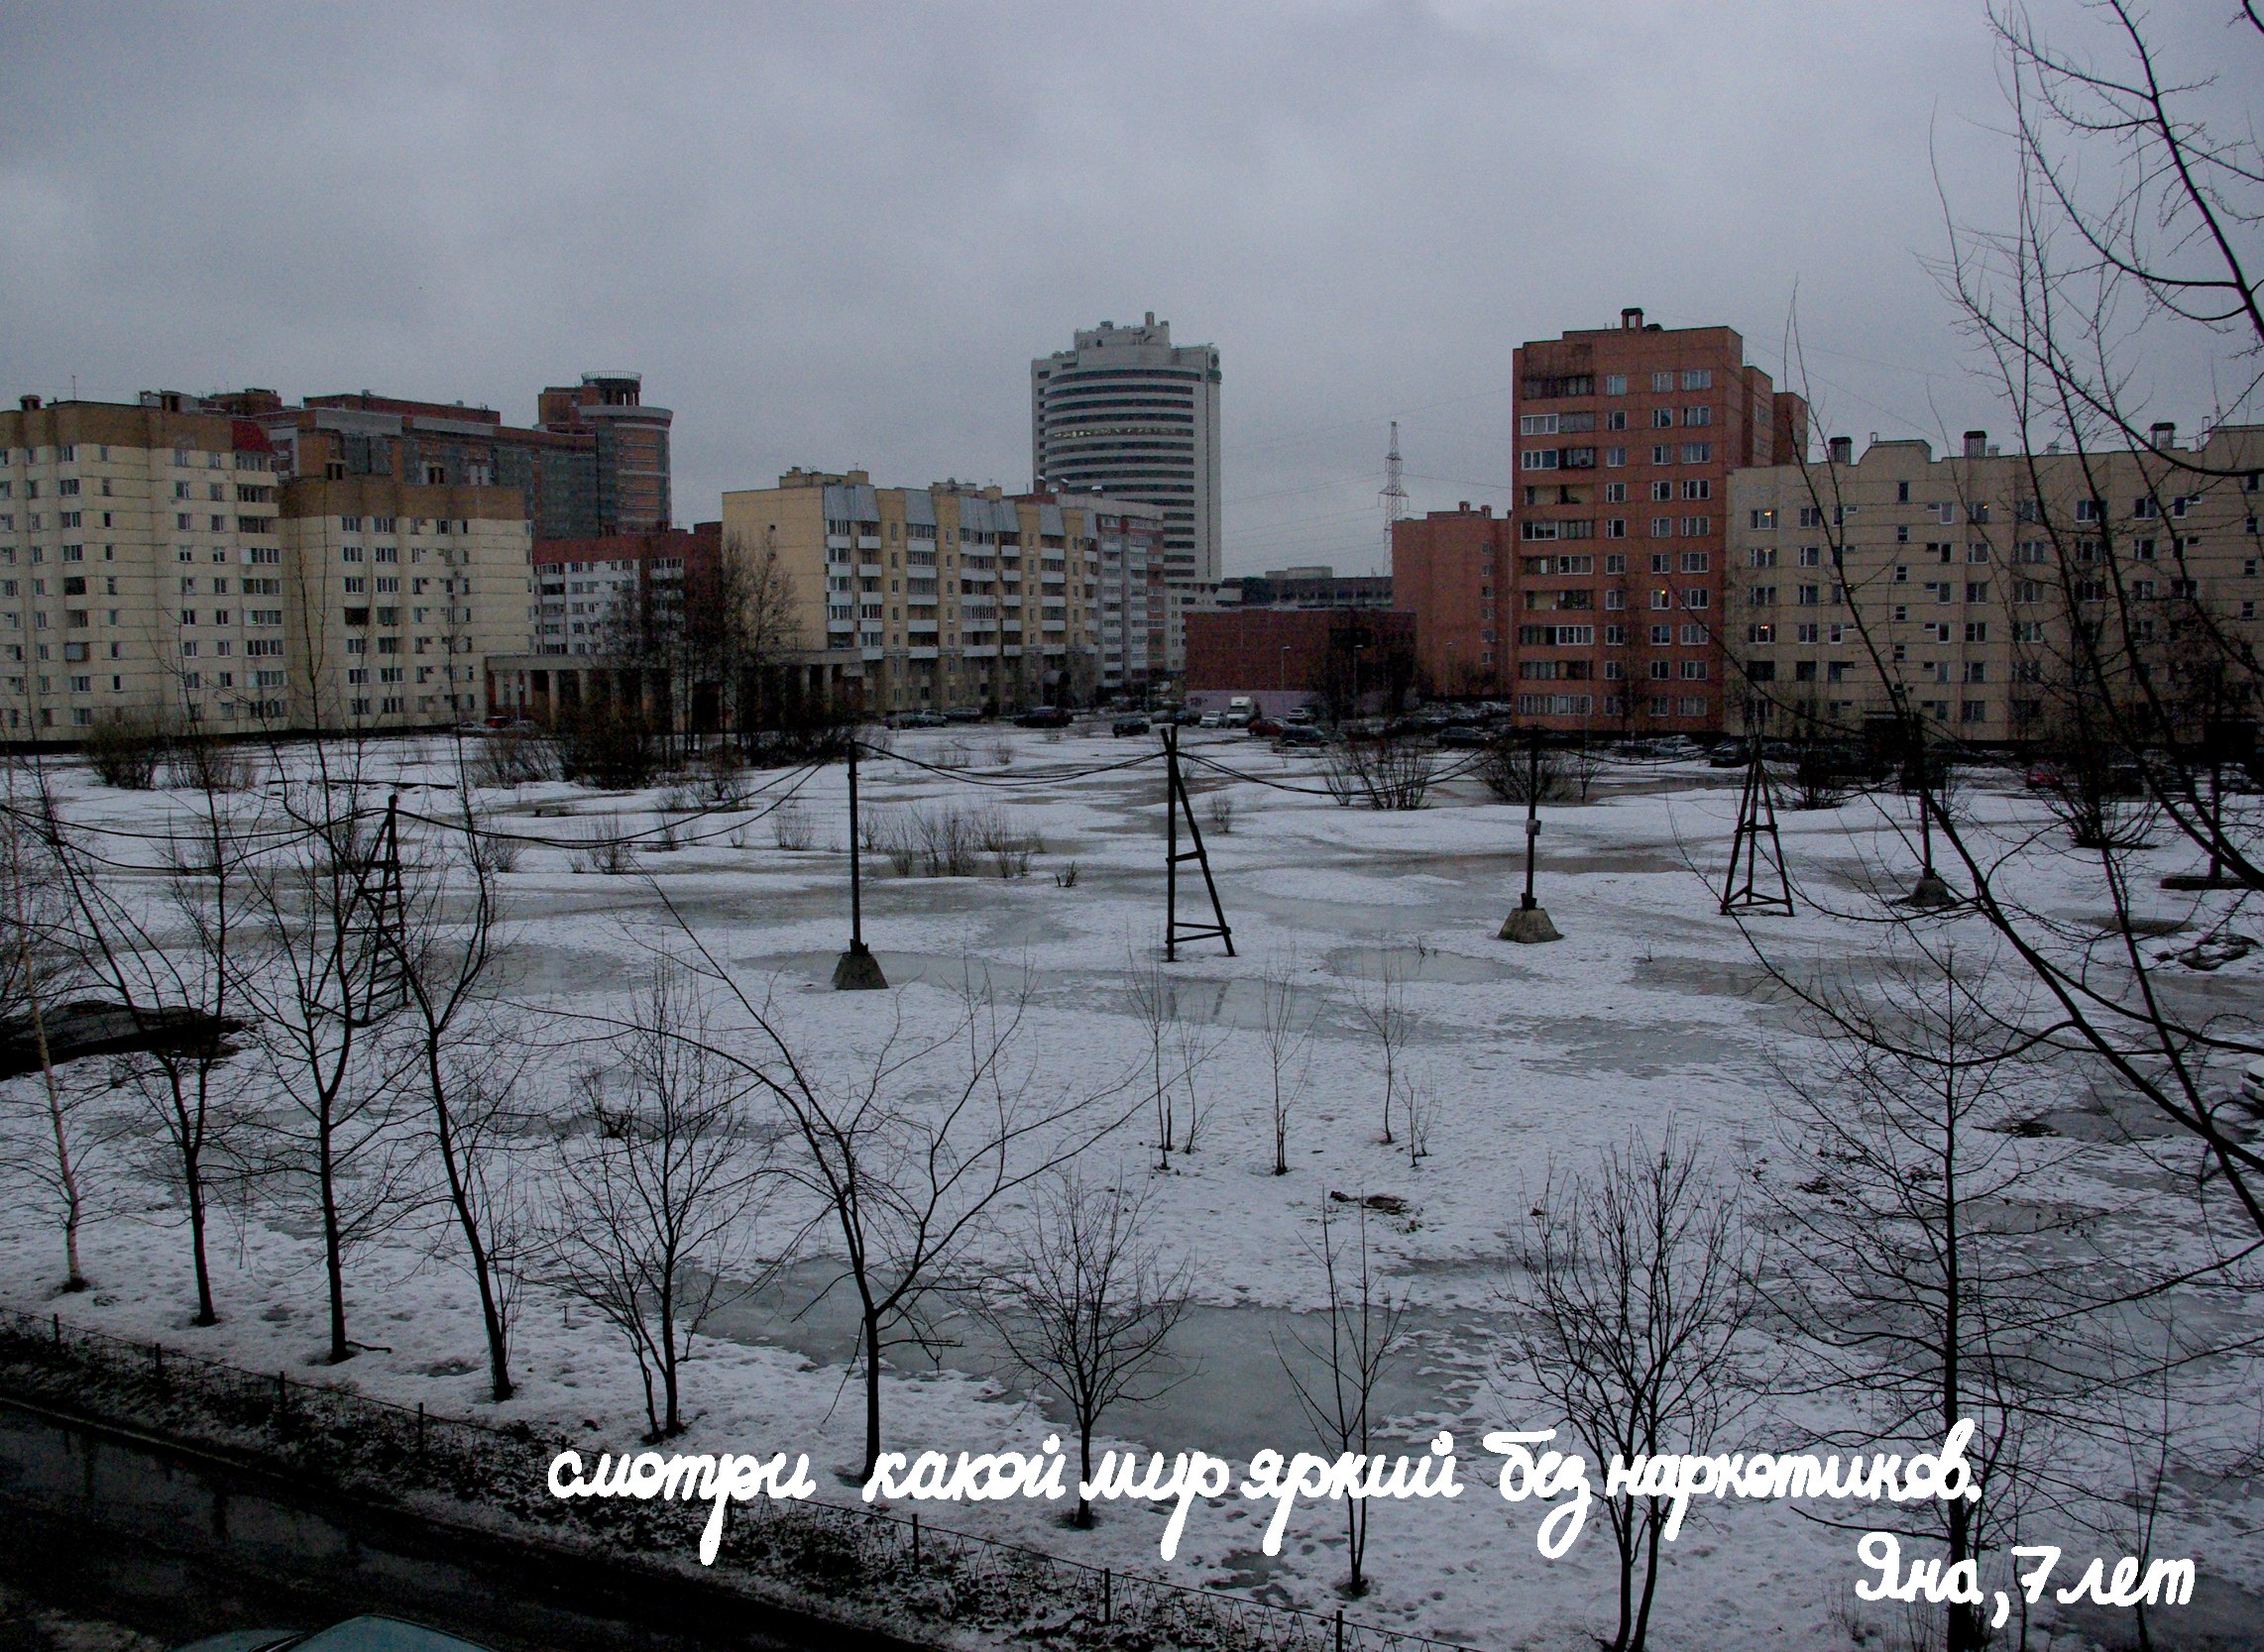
18,394,40,412
1828,435,1853,466
1145,310,1156,327
1458,500,1471,512
2150,420,2176,448
1963,429,1987,459
1622,307,1643,330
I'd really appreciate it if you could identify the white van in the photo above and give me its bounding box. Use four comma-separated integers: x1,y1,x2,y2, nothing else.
1224,696,1254,727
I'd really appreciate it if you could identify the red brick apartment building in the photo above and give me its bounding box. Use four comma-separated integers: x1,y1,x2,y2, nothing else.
1391,504,1513,697
1506,309,1806,732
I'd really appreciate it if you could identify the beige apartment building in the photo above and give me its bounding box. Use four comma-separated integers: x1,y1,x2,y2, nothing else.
0,393,529,737
1726,424,2264,743
720,470,1127,714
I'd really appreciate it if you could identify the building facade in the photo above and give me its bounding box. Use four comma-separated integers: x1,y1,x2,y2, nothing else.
1725,424,2264,745
0,394,529,736
1389,506,1513,698
1218,565,1396,612
1508,309,1806,732
721,470,1129,716
214,370,671,542
527,521,722,659
1182,606,1417,718
1032,314,1222,590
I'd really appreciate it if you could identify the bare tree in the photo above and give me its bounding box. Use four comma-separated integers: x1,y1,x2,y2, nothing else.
1124,946,1179,1172
1171,1011,1225,1157
0,757,91,1291
545,962,763,1438
1761,942,2072,1652
1353,952,1412,1147
389,785,533,1402
1513,1124,1754,1652
243,754,415,1364
658,925,1138,1482
41,747,256,1324
977,1170,1192,1525
1277,1198,1408,1597
1259,954,1311,1176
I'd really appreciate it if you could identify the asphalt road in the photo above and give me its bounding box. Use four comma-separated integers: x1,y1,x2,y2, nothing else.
0,1396,920,1652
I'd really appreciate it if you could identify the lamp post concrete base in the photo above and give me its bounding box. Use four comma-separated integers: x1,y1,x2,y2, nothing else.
1900,871,1960,910
1500,902,1562,944
832,944,888,990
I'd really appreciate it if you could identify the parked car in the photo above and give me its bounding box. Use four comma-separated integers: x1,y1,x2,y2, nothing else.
1283,706,1314,725
1707,740,1751,768
1013,706,1073,728
944,707,983,723
1436,724,1491,749
1111,716,1152,737
1248,716,1283,737
177,1616,497,1652
1276,724,1328,748
894,710,947,728
1198,712,1223,728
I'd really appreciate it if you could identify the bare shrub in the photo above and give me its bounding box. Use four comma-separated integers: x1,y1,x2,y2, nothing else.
163,736,258,794
466,822,522,876
557,702,655,791
568,816,633,875
771,800,814,851
861,810,920,876
974,804,1043,878
1053,859,1079,889
697,745,745,806
914,805,980,876
1341,731,1435,810
473,724,558,789
1204,790,1236,834
82,714,164,789
657,781,704,816
985,735,1014,767
1478,733,1574,805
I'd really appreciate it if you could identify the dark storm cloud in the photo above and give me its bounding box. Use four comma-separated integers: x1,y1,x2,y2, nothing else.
0,1,2235,573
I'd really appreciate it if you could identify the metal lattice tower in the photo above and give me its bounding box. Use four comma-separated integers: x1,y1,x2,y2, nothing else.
1380,420,1410,561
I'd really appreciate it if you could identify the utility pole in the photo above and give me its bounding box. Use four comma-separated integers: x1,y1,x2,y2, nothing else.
1720,720,1794,916
1499,728,1561,942
1380,420,1411,566
1162,723,1233,961
833,737,888,989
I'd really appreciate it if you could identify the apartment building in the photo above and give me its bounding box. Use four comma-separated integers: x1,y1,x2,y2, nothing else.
211,370,671,541
1055,492,1164,698
0,393,529,736
1508,309,1807,731
719,470,1115,715
528,522,722,658
1389,506,1512,698
1032,314,1222,589
1726,424,2264,744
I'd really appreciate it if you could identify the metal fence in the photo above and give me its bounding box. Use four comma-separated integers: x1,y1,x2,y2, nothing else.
0,1307,1481,1652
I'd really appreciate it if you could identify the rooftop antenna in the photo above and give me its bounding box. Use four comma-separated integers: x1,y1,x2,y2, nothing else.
1381,420,1410,565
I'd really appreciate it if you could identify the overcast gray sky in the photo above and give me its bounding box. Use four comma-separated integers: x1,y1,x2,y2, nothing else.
0,2,2244,576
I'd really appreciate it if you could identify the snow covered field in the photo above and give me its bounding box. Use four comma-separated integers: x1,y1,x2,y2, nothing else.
3,722,2258,1651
